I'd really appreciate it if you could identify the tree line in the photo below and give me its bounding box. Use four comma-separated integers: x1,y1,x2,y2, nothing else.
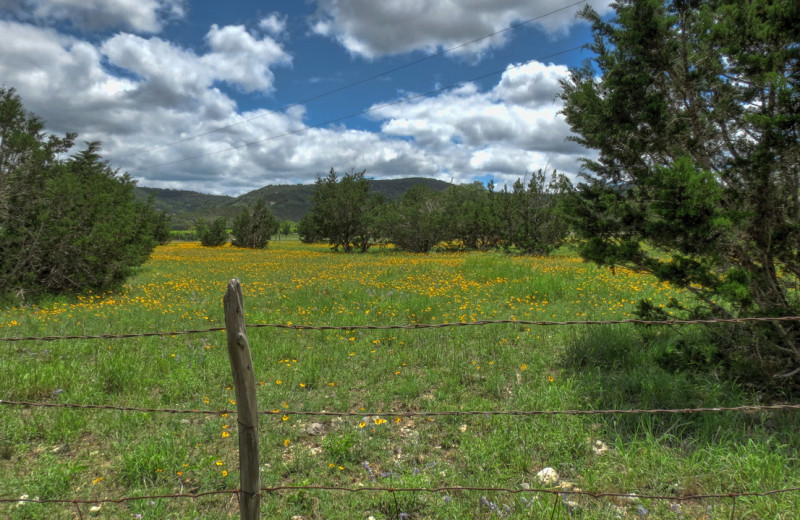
192,168,573,256
296,168,572,255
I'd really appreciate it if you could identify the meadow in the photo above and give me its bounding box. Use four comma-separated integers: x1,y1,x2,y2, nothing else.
1,241,798,519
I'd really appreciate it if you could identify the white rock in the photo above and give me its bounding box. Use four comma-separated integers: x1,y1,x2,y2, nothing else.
592,439,610,455
89,505,102,513
535,467,559,486
306,422,325,435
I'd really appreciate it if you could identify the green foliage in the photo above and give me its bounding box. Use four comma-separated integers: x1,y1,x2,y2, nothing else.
297,214,322,244
195,217,228,247
380,184,445,252
231,199,279,249
498,170,572,255
559,0,800,381
151,210,172,245
279,220,294,236
439,181,500,251
302,168,383,252
0,87,161,301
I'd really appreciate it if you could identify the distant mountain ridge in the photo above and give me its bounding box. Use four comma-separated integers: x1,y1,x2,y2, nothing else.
134,177,452,229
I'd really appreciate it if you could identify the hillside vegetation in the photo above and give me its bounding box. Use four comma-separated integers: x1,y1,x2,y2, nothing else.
134,177,452,229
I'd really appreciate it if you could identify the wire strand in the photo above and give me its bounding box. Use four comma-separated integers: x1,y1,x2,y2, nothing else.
4,485,798,506
3,315,800,342
2,399,798,417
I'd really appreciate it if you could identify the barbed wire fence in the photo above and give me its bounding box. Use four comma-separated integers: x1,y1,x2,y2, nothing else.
4,487,800,520
2,279,799,519
4,315,800,343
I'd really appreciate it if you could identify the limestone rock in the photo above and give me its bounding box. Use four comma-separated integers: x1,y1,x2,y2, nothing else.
306,422,325,436
535,467,559,486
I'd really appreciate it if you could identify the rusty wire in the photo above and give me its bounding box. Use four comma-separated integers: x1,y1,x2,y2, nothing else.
2,399,799,417
261,484,800,502
0,489,238,505
3,485,798,506
3,315,800,343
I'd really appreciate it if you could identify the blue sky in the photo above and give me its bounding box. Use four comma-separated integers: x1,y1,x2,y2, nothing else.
0,0,610,195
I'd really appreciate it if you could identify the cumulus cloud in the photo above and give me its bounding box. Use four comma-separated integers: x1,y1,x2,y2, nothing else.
97,23,291,109
365,60,588,186
0,19,299,193
309,0,612,60
204,24,292,92
0,13,594,195
258,13,287,37
1,0,185,33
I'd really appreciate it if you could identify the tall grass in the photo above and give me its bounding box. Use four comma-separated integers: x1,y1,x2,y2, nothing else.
0,241,797,518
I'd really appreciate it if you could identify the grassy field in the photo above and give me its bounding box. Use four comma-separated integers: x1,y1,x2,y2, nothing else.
1,241,798,519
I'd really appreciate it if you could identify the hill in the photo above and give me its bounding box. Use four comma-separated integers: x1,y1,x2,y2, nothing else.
133,186,234,214
235,177,452,222
134,177,452,229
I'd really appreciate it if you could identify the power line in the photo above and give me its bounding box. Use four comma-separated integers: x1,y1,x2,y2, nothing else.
129,45,584,173
118,1,588,160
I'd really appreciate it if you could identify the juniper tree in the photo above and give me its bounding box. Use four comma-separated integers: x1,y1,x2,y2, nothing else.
0,87,161,299
559,1,800,380
301,168,383,252
231,199,279,249
196,217,229,247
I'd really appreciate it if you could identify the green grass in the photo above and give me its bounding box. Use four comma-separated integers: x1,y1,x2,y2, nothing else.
0,241,798,518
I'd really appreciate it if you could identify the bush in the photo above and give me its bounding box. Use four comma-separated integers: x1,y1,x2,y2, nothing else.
0,87,162,300
196,217,229,247
231,199,279,248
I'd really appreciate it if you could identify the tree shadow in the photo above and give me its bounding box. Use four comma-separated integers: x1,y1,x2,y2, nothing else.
559,325,797,447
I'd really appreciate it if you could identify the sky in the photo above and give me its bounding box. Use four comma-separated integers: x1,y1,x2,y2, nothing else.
0,0,612,196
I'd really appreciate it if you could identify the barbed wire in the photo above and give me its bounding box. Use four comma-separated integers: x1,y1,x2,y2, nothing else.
262,485,800,502
3,315,800,343
2,399,798,417
0,327,226,342
1,489,238,505
5,485,798,506
0,400,229,415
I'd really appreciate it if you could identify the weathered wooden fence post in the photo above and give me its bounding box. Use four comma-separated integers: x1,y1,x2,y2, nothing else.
223,278,260,520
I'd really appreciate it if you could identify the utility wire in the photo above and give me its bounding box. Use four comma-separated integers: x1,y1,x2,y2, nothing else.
128,45,584,172
118,0,588,160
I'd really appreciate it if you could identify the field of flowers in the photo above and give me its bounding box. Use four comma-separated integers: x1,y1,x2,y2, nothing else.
1,241,798,519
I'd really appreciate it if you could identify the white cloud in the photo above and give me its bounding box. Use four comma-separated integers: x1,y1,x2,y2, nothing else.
309,0,613,60
98,23,291,106
493,60,566,106
366,60,588,186
0,15,593,196
258,13,287,37
1,0,185,32
0,19,299,194
204,24,292,92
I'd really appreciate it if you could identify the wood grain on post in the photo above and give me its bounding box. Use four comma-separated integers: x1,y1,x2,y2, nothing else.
223,278,260,519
